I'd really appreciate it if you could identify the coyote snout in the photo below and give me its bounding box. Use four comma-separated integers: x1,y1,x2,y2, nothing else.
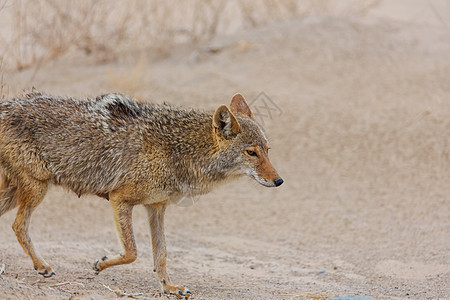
0,91,283,296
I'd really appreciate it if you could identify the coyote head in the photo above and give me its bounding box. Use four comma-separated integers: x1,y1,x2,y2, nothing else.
212,94,283,187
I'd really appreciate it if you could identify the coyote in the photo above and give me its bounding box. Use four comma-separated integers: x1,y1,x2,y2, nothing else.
0,91,283,295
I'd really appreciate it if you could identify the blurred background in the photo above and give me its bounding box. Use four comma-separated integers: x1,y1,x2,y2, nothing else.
0,1,449,299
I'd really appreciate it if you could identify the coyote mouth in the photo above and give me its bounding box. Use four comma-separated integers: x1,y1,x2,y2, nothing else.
251,174,277,187
258,180,277,187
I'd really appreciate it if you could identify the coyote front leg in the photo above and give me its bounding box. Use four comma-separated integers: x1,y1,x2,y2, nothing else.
146,203,190,296
94,198,137,272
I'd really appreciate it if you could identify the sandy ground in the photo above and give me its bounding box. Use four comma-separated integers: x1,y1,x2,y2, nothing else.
0,1,449,299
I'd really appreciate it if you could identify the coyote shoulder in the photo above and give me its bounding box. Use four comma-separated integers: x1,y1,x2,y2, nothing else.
0,91,283,296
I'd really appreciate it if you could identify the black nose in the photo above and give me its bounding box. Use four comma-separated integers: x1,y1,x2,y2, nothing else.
274,178,284,187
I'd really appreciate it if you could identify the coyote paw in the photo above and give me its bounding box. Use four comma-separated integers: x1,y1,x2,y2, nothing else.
93,255,110,273
162,280,191,298
34,264,55,278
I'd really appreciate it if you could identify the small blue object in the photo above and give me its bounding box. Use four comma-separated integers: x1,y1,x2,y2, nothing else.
327,296,375,300
318,269,326,274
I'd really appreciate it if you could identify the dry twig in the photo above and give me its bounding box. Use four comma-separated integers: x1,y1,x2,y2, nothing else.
103,284,143,298
48,281,85,288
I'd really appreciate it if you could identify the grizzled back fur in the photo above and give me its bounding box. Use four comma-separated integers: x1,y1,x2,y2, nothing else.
1,93,132,196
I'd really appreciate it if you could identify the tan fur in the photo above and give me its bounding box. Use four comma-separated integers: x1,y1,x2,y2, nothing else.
0,91,282,295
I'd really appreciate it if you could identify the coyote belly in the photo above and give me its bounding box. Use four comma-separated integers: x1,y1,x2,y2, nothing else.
0,91,283,295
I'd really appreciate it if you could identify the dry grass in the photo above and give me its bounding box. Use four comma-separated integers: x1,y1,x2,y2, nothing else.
0,0,380,73
5,0,130,71
0,58,6,101
238,0,380,26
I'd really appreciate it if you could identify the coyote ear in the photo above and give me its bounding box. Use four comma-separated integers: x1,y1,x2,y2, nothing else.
230,93,254,119
213,105,241,136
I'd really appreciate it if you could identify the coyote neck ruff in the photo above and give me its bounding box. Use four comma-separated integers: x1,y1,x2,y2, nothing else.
0,91,283,296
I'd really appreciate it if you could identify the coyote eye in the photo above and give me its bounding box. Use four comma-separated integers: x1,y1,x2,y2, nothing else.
246,150,257,157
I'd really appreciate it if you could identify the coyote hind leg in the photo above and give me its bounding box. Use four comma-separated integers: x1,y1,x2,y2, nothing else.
0,174,18,217
11,180,54,277
0,186,18,217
